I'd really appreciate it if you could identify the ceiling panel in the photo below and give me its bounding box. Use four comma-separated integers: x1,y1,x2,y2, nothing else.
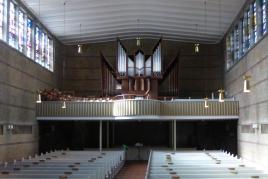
21,0,246,44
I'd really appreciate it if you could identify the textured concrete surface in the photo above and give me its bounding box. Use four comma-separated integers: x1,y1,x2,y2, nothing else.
0,39,63,162
225,34,268,168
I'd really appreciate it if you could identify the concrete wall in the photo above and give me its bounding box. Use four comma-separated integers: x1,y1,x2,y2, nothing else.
63,39,223,98
0,39,63,161
225,35,268,167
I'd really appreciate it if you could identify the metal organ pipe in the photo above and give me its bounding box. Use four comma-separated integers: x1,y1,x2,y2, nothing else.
153,43,161,73
118,42,127,75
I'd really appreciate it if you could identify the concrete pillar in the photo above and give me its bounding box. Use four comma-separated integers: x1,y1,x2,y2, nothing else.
106,121,109,148
173,120,176,151
170,121,174,148
112,122,115,146
99,121,102,152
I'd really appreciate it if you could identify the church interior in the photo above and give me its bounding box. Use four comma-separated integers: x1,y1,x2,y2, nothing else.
1,0,268,178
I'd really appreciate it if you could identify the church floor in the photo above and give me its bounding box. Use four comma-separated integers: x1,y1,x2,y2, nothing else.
115,161,148,179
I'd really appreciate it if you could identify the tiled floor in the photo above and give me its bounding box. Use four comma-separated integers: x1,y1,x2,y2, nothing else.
115,161,148,179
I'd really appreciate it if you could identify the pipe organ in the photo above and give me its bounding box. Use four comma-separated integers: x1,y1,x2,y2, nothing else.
100,39,181,99
159,53,180,97
116,39,163,98
117,41,127,76
101,53,120,97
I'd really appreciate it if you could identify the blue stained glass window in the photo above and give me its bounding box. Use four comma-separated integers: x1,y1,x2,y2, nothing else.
234,26,240,60
0,0,54,71
35,26,41,63
41,32,46,66
247,9,252,47
9,1,17,48
26,18,33,58
263,0,267,34
253,1,257,43
47,37,53,71
242,16,247,53
0,0,4,39
226,0,268,70
18,10,25,52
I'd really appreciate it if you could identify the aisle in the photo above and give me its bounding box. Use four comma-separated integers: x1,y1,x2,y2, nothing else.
115,161,148,179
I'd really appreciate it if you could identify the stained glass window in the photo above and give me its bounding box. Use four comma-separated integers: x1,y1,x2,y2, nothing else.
226,35,231,70
0,0,4,39
234,26,240,61
262,0,267,34
252,1,257,43
18,10,25,53
0,0,54,71
226,0,268,70
35,26,41,63
47,37,53,71
26,18,33,58
40,32,46,66
9,1,17,48
238,20,243,57
247,8,252,47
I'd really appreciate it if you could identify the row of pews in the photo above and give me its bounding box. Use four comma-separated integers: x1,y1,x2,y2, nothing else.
0,150,125,179
146,150,268,179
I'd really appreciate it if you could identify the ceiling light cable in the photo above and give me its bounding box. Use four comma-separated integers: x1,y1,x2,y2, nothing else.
78,23,83,54
194,24,199,53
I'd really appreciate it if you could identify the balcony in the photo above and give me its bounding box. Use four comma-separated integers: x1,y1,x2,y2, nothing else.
36,99,239,121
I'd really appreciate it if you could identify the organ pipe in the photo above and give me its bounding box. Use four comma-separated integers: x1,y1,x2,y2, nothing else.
117,41,127,75
101,53,119,97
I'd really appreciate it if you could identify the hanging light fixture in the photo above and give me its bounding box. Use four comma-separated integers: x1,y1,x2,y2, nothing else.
218,89,225,102
194,43,199,53
204,97,209,108
78,23,83,53
36,92,42,103
78,44,83,54
61,101,66,109
243,75,251,93
194,24,199,53
136,37,141,46
136,19,141,46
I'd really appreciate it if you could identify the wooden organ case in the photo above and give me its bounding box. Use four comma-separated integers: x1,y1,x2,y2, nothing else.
116,39,162,99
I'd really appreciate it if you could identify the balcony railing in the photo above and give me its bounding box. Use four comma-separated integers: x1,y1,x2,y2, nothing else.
36,99,239,121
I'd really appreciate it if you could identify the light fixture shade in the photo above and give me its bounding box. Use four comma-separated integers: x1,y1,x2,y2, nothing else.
78,44,83,54
204,97,209,108
61,101,66,109
136,37,141,46
36,93,42,103
194,43,199,53
243,75,251,93
218,89,224,102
